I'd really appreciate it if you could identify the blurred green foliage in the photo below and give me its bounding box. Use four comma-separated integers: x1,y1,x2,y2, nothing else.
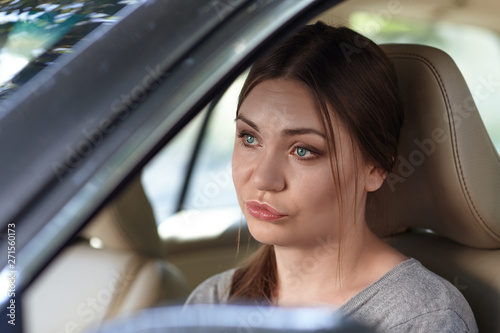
0,0,137,99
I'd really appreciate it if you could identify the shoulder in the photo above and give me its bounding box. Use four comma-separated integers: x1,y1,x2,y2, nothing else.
341,258,478,332
184,268,236,305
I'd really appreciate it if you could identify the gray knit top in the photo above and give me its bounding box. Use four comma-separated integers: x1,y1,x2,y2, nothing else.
185,258,477,332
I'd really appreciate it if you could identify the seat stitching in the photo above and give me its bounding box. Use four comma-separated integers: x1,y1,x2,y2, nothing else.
386,51,500,241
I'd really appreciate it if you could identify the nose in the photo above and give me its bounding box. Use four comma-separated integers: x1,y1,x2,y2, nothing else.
250,150,286,192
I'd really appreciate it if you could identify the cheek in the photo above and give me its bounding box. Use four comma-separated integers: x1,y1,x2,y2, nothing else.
291,165,336,212
287,166,339,241
231,146,251,193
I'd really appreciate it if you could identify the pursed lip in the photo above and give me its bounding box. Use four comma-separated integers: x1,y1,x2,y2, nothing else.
245,201,287,222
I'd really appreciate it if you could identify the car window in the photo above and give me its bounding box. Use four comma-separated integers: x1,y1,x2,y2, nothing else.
140,75,245,240
141,109,206,224
182,75,246,212
348,12,500,153
0,0,137,100
141,75,245,228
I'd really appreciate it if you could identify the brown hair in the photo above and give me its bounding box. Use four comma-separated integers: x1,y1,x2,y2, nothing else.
229,22,403,304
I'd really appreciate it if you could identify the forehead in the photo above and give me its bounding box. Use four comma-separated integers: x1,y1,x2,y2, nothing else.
238,79,322,129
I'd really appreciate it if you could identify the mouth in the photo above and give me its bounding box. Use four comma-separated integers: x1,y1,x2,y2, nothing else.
245,201,287,222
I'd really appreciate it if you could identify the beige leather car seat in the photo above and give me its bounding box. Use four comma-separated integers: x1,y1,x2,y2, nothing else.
23,175,189,333
367,44,500,332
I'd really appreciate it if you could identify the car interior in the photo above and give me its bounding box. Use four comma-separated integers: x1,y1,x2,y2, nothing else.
18,0,500,332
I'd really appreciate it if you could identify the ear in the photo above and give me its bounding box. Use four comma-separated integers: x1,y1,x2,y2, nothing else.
364,165,386,192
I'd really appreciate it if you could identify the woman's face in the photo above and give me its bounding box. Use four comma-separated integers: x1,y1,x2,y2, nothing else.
232,79,383,248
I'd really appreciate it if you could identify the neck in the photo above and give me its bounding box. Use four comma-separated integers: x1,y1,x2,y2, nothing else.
274,223,395,307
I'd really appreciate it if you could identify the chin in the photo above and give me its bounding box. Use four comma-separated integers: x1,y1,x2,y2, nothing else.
246,218,295,246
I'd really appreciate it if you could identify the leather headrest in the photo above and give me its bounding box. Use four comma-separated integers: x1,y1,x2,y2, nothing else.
81,175,163,257
367,44,500,249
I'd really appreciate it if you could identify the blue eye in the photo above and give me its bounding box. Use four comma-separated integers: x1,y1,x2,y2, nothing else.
245,135,256,145
296,147,309,157
237,132,259,147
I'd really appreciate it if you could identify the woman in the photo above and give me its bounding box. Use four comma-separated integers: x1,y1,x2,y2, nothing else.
186,22,477,332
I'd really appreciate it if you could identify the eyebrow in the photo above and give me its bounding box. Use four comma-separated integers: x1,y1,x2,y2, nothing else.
235,115,326,139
